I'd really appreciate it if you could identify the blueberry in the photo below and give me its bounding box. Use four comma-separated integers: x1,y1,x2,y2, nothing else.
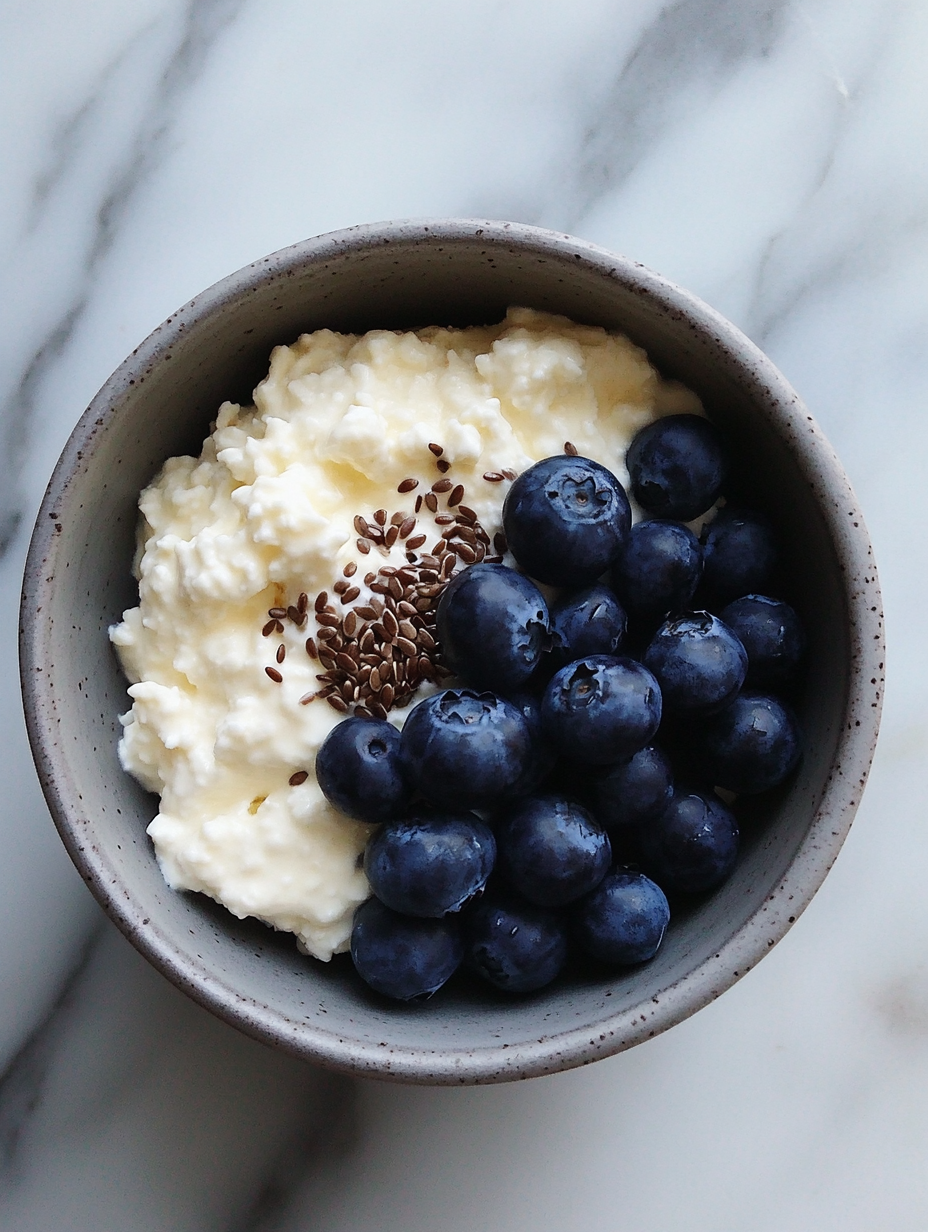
502,455,631,587
643,612,746,713
589,745,674,836
350,898,463,1001
548,584,627,671
399,689,532,809
572,870,670,965
465,895,568,993
496,793,611,907
693,692,802,794
626,414,726,520
611,520,702,623
719,594,805,687
639,787,739,895
436,563,550,692
541,655,662,765
365,808,496,917
700,506,777,603
315,717,411,824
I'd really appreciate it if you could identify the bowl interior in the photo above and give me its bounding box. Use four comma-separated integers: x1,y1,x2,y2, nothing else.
22,222,881,1082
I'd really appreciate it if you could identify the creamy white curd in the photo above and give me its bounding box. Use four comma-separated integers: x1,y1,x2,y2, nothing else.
111,307,702,959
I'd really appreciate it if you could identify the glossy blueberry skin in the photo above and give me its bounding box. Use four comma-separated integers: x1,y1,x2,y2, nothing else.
548,584,627,671
506,690,554,796
625,414,726,521
350,898,463,1001
719,594,805,687
541,655,662,765
465,895,568,993
496,793,611,907
315,717,411,824
572,870,670,965
365,809,496,917
639,787,739,895
611,520,702,622
643,612,747,713
399,689,532,810
436,563,550,692
701,506,777,603
693,692,802,794
589,745,674,835
502,455,631,587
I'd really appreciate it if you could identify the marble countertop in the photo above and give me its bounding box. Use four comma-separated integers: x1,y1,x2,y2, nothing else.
2,2,927,1228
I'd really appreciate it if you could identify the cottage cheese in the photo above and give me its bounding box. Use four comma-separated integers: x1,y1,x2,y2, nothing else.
111,308,702,959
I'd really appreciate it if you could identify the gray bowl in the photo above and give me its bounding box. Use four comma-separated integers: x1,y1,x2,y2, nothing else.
20,220,884,1084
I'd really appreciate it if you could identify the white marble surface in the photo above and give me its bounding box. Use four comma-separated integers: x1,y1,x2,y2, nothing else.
2,1,927,1227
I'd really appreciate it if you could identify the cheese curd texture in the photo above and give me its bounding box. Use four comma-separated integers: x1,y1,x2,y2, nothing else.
111,308,702,960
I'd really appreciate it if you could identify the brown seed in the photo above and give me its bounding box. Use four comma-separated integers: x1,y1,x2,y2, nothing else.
388,576,403,600
319,653,337,671
398,619,417,640
333,579,349,594
369,596,384,616
365,523,384,544
396,636,418,658
384,525,399,548
436,458,451,473
417,627,436,650
483,471,504,482
261,619,277,637
398,516,416,539
474,525,491,545
418,657,435,679
473,542,486,562
457,506,477,522
493,531,508,554
415,494,423,512
341,586,361,604
305,637,318,658
370,701,388,721
424,492,439,512
502,468,517,481
483,554,504,565
448,484,465,507
289,770,309,786
341,680,355,702
441,553,456,578
357,538,371,554
428,442,444,456
397,600,418,618
380,683,395,709
343,610,358,638
405,534,427,550
382,609,399,638
317,611,339,627
456,526,478,545
432,478,453,493
314,592,328,612
276,643,286,664
299,691,315,705
564,440,578,455
397,567,417,584
353,514,369,537
316,627,337,642
455,542,477,564
343,561,358,577
379,565,397,576
335,652,355,673
414,595,433,612
359,629,375,653
327,695,349,713
298,592,309,613
436,514,455,526
389,511,404,527
354,605,376,622
354,705,373,719
287,605,304,625
265,666,283,682
368,665,382,692
373,508,387,527
268,607,287,619
397,477,419,493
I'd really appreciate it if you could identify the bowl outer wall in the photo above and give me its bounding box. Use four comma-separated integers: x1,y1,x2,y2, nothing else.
20,220,884,1084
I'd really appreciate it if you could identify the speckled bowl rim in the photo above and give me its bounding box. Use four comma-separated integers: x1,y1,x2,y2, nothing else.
21,220,884,1083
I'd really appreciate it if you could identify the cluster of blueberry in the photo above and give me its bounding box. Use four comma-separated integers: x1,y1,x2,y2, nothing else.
315,415,805,1001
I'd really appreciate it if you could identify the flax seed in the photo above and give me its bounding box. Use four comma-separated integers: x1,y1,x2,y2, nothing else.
405,534,427,550
314,592,328,613
417,627,436,650
457,506,477,522
289,770,308,786
299,691,315,705
493,531,508,554
388,576,403,600
415,494,423,512
343,610,358,638
354,705,373,719
262,619,277,637
447,484,464,507
370,701,388,721
334,579,349,595
397,600,418,618
343,561,358,578
436,458,451,473
432,478,453,493
341,586,360,604
316,611,339,628
353,515,369,537
318,651,337,670
455,542,477,564
305,637,318,658
269,607,287,619
357,538,371,554
316,627,337,642
298,592,309,613
456,526,477,545
418,657,435,679
395,636,417,658
502,468,517,481
483,471,504,482
373,508,387,527
287,605,304,625
265,666,283,682
276,644,286,664
398,516,416,539
335,652,355,673
384,525,399,548
381,610,398,638
436,514,455,526
380,683,395,709
564,440,578,455
428,442,444,456
341,680,355,702
327,695,349,713
397,477,419,493
424,492,439,513
473,543,486,562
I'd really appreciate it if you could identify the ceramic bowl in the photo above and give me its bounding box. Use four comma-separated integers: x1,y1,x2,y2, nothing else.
20,220,883,1084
